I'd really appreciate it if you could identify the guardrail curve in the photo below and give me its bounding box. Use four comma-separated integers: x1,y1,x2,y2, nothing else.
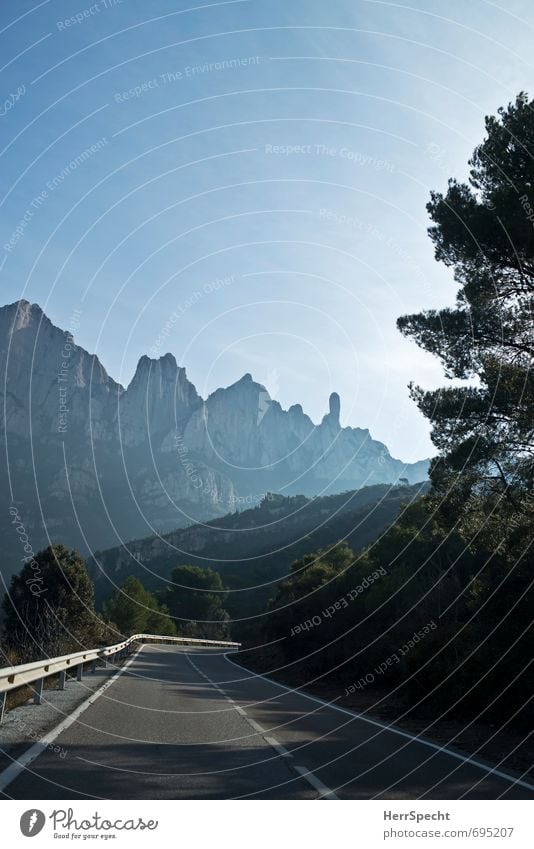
0,633,241,722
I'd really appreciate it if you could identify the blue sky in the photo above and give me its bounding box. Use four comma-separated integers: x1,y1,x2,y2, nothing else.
1,0,534,461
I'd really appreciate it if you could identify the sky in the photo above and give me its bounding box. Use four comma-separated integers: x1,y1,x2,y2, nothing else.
1,0,534,461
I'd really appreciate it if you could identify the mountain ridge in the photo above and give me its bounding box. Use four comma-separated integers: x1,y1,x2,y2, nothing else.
88,482,429,634
0,299,429,582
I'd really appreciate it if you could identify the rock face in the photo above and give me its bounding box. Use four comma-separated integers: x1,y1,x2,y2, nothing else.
119,354,202,447
0,300,428,579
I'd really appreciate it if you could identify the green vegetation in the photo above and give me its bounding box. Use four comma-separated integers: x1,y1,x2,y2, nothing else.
90,483,426,642
103,575,176,637
0,548,233,661
101,566,231,641
246,94,534,729
399,92,533,498
1,544,114,663
163,565,230,640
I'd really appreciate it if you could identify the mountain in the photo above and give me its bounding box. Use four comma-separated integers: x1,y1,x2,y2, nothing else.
89,482,429,639
0,299,428,582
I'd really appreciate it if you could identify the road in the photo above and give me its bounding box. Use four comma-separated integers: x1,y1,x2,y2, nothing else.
1,644,532,800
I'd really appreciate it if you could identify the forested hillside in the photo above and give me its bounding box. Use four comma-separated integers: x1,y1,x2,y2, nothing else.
91,482,427,640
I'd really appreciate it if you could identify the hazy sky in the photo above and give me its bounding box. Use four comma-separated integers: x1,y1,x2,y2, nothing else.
2,0,534,460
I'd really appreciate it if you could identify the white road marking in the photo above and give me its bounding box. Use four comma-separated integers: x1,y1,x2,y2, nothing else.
185,651,299,768
224,653,534,794
265,737,293,758
294,765,338,799
247,718,265,733
0,647,141,794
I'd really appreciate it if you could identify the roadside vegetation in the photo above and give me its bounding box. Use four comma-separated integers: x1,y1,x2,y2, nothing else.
241,94,534,730
0,545,230,665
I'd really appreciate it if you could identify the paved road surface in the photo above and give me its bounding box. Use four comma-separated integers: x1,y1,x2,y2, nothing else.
1,645,532,800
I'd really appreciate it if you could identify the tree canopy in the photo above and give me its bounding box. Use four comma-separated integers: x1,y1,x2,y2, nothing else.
2,544,102,661
103,575,176,637
398,92,534,497
164,565,230,639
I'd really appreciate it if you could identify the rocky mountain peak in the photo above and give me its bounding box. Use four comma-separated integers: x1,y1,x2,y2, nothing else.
321,391,341,430
222,372,266,394
2,299,47,337
120,352,201,444
129,352,181,390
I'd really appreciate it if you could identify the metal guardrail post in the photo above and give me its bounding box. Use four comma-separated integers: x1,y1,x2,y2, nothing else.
34,677,44,705
91,659,97,673
59,670,66,690
77,664,83,681
0,692,6,724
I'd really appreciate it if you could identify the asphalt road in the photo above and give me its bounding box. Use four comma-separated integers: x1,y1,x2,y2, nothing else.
1,645,532,800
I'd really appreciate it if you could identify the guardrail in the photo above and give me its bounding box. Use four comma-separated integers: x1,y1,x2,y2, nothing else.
0,633,241,723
